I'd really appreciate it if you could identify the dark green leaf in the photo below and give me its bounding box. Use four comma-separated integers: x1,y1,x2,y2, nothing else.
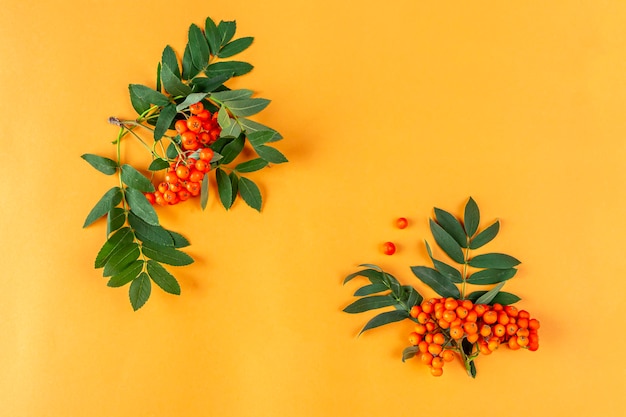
255,145,288,164
403,285,423,309
129,272,151,311
191,73,231,93
464,197,480,237
103,242,140,277
473,282,506,305
229,172,239,206
206,61,253,78
154,103,177,140
83,187,123,228
127,212,174,246
155,62,161,93
467,290,521,305
125,188,159,226
219,135,245,164
148,158,170,171
238,118,282,140
176,92,209,112
343,268,385,285
166,141,179,159
469,253,521,269
217,20,236,46
107,260,143,288
95,227,133,268
120,164,154,192
359,310,409,335
211,89,253,101
218,37,254,58
468,360,477,378
434,207,467,248
188,23,210,70
141,241,194,266
353,283,389,296
129,85,151,115
200,173,209,210
343,295,396,314
247,130,275,147
402,346,419,362
467,268,517,285
429,219,465,264
470,220,500,249
225,98,270,117
161,64,191,97
410,266,461,298
106,207,126,236
238,177,262,212
128,84,170,106
204,17,220,56
167,230,190,248
146,260,181,295
161,45,180,78
182,44,201,79
81,154,118,175
385,272,401,296
235,158,268,173
425,241,463,283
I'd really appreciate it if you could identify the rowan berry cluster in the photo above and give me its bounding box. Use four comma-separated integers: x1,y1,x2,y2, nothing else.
144,101,220,206
407,297,540,377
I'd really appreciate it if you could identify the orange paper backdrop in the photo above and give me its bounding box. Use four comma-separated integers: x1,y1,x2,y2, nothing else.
1,1,625,416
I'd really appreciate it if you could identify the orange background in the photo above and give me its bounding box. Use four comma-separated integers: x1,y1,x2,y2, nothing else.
1,1,625,416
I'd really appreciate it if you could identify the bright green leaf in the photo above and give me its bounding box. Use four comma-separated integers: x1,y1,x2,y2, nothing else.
146,260,181,295
167,230,190,248
129,272,151,311
83,187,123,228
191,73,231,93
200,173,210,210
141,241,194,266
468,290,521,305
410,266,461,299
225,98,270,117
402,346,419,362
217,20,236,46
343,268,385,285
229,172,239,206
247,130,275,148
238,177,262,212
176,92,209,112
188,24,209,70
255,145,288,164
211,89,253,101
161,64,191,97
106,207,126,235
120,164,154,192
219,135,245,164
161,45,180,78
125,188,159,226
107,260,143,288
467,268,517,285
234,158,268,173
148,158,170,171
103,242,140,277
127,212,174,246
95,227,133,268
429,219,465,264
154,103,177,140
81,154,118,175
464,197,480,237
469,253,521,269
217,106,231,130
474,282,507,305
128,84,170,106
206,61,253,78
218,37,254,58
238,118,282,140
215,170,232,205
182,44,201,79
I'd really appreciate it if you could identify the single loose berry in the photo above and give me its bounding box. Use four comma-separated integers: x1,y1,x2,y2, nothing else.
382,242,396,255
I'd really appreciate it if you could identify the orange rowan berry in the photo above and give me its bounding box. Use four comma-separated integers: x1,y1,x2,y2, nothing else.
189,101,204,115
498,312,510,326
176,165,191,180
463,322,478,335
187,115,203,132
417,312,429,324
493,324,506,338
196,109,210,120
528,319,541,330
408,332,421,346
518,310,530,319
465,310,478,323
421,301,434,314
433,333,446,345
444,298,459,311
420,352,434,365
410,305,421,318
505,305,519,317
517,317,529,329
144,192,156,205
517,336,529,347
438,318,450,329
483,311,498,325
466,333,479,343
492,303,504,311
431,357,445,369
473,304,487,317
442,310,457,323
430,366,443,377
456,306,469,320
516,328,530,338
461,299,474,310
450,318,463,329
508,336,521,350
158,181,169,194
442,349,455,362
478,342,492,355
428,343,443,356
414,324,427,335
174,119,188,134
425,322,436,332
177,189,191,201
488,338,500,351
506,323,519,337
450,326,464,340
418,341,429,353
479,324,492,337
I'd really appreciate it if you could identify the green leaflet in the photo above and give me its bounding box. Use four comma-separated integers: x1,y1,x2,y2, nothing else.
120,164,154,192
161,64,191,96
467,268,517,285
83,187,123,228
148,158,170,171
125,188,159,226
141,241,194,266
402,346,420,362
204,17,220,56
128,84,170,106
218,37,254,58
154,103,177,140
206,61,253,78
343,267,385,285
167,230,190,248
254,145,288,164
238,177,262,212
238,118,282,140
103,242,140,277
470,220,500,249
235,158,268,173
353,283,389,296
217,106,232,130
219,135,245,164
469,253,521,269
463,197,480,237
424,241,463,283
434,207,467,248
106,207,126,235
107,260,143,288
211,89,253,101
129,272,151,311
188,23,210,71
200,174,210,210
468,290,521,305
359,310,409,335
190,74,231,93
182,43,201,79
410,266,460,299
81,154,118,175
225,98,270,117
146,260,181,295
343,295,396,314
161,45,181,78
95,227,133,268
176,92,209,112
127,212,174,246
474,282,507,305
217,20,236,46
216,168,232,209
429,219,465,264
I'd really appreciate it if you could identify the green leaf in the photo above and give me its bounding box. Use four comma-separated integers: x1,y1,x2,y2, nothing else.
148,158,170,171
410,266,461,299
106,207,126,235
247,130,276,148
141,241,194,266
424,241,463,283
354,283,389,296
470,220,500,249
464,197,480,237
217,20,236,46
206,61,253,78
225,98,270,117
200,173,210,210
434,208,467,248
343,295,396,314
81,154,118,175
229,171,239,206
146,260,181,295
161,64,191,96
176,92,209,112
129,272,151,311
402,346,419,362
219,135,245,164
191,74,231,93
429,219,465,264
219,117,241,137
120,164,155,192
467,268,517,285
238,177,262,212
95,227,133,268
474,282,507,305
218,37,254,58
83,187,123,228
469,253,521,269
343,268,385,285
204,17,220,56
402,285,423,309
156,62,161,93
128,84,170,106
359,310,409,335
107,260,143,288
154,103,177,140
166,141,179,159
167,230,190,248
182,44,201,79
103,242,140,277
125,188,159,226
238,118,282,140
467,290,521,305
234,158,268,173
255,145,288,164
217,106,232,130
211,89,254,101
129,85,151,115
127,212,174,246
161,45,180,78
188,23,210,70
